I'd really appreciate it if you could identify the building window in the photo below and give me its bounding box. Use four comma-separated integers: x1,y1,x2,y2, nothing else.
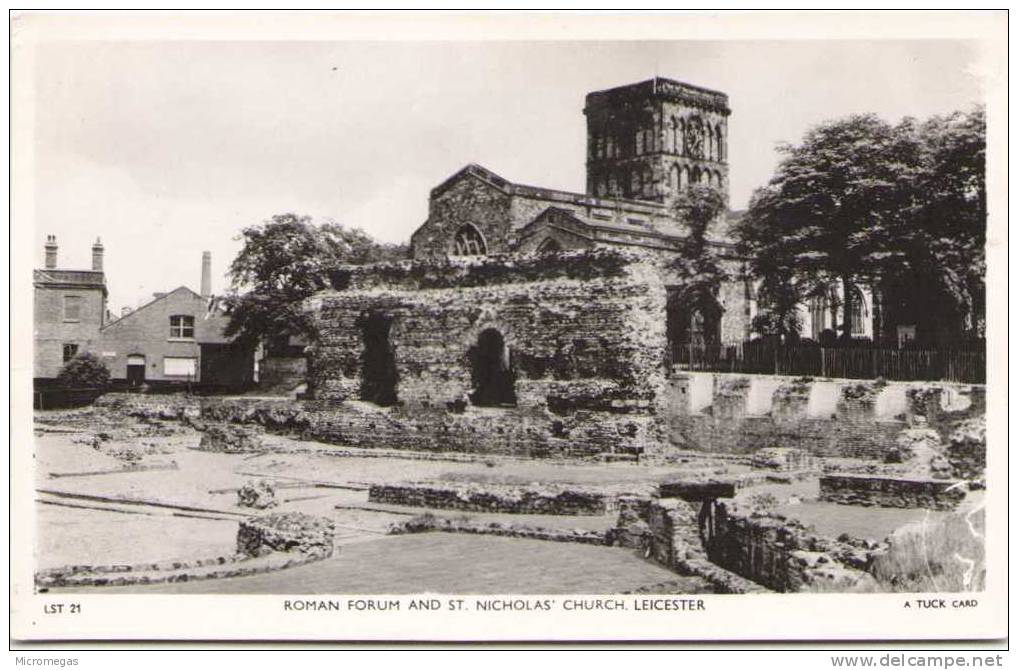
62,343,78,363
850,287,868,336
451,224,487,257
63,295,82,321
164,356,197,377
169,315,195,339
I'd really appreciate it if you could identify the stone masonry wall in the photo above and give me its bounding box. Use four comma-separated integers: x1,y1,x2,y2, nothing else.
307,253,672,458
661,373,984,461
818,475,966,511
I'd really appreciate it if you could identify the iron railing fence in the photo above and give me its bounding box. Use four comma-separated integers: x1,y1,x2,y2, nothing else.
670,342,985,384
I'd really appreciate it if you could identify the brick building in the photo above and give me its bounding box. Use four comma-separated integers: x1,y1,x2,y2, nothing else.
33,236,108,381
95,252,254,389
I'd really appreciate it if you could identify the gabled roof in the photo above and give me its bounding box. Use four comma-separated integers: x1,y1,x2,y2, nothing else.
429,163,665,213
101,285,230,339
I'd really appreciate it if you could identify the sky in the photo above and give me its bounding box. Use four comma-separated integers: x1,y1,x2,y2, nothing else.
32,39,984,312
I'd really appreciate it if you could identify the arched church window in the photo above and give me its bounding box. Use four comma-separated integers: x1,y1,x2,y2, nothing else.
452,224,487,257
631,170,642,197
809,293,829,341
715,125,724,161
850,287,868,336
537,238,562,254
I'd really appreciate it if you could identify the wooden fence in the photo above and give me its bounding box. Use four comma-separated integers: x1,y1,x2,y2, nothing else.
671,342,985,384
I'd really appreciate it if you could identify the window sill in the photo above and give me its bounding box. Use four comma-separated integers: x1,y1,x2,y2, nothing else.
167,338,196,343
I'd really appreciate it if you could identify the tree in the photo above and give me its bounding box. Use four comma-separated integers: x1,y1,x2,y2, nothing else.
667,184,730,298
739,108,986,345
57,352,110,388
737,114,923,341
224,213,408,346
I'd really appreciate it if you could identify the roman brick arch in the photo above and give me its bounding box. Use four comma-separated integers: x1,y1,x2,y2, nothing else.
358,311,398,406
469,327,517,407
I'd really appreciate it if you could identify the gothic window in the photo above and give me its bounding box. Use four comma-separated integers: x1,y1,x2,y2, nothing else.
678,119,686,155
635,129,644,156
452,224,487,257
669,164,680,191
607,172,618,195
715,125,724,161
809,293,829,340
643,169,654,198
537,238,562,254
679,166,689,190
631,170,642,197
850,287,868,336
670,118,679,153
691,166,701,186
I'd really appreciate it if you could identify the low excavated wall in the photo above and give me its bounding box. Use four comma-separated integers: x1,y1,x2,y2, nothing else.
367,481,646,516
662,373,985,461
706,505,882,593
96,393,656,460
818,475,966,511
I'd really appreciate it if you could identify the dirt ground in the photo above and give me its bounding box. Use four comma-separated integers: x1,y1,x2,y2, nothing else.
32,406,969,592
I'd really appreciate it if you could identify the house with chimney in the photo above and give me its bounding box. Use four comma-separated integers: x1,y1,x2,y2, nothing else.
95,250,255,389
34,235,254,389
33,236,109,382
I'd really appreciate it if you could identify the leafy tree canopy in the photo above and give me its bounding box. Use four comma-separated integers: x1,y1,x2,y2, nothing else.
224,213,408,346
737,107,985,342
667,184,730,303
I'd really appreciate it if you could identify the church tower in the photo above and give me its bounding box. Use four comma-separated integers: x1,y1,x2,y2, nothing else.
584,77,731,205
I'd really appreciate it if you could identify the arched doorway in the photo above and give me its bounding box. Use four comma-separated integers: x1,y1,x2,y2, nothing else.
666,289,723,366
469,328,517,407
359,312,398,406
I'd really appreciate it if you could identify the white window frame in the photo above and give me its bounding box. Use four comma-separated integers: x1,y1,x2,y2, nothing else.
169,314,195,340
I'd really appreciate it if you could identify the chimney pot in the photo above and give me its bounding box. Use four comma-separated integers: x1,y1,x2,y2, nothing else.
44,235,58,269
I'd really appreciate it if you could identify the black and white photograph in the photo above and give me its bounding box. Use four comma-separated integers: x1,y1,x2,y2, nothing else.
10,11,1007,644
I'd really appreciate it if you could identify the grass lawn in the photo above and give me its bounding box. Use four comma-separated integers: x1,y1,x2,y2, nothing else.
75,534,709,594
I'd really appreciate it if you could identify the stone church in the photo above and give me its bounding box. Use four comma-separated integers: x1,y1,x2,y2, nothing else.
302,77,759,459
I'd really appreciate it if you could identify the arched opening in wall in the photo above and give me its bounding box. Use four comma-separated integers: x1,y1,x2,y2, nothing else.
452,224,487,257
359,312,398,406
666,288,723,366
715,125,724,161
679,166,689,190
691,167,702,186
678,119,686,155
469,328,517,407
537,238,563,254
669,164,680,192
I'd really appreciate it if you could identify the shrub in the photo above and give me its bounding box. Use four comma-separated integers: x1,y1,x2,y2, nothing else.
869,509,985,592
56,352,110,388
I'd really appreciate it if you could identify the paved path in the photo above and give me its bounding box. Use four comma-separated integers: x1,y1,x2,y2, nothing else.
68,534,709,595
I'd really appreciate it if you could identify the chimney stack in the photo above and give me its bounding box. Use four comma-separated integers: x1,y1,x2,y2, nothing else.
92,237,104,272
200,251,212,299
44,235,57,269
